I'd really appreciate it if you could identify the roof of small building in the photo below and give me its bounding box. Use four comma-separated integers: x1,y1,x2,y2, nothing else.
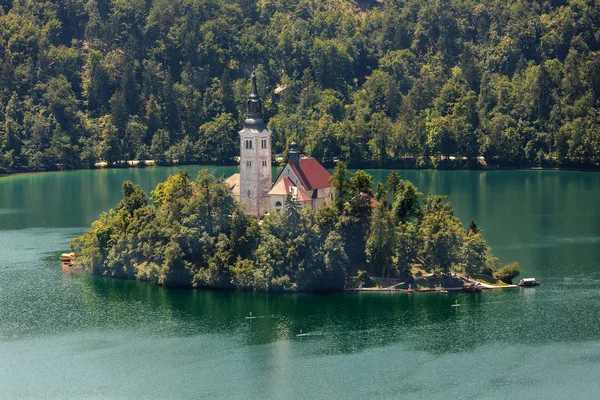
224,174,240,196
289,158,332,191
360,192,380,208
268,177,311,201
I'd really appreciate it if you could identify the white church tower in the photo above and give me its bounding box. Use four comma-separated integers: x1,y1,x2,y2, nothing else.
239,69,272,218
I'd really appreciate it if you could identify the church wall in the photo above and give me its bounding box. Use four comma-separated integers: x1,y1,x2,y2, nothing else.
274,164,306,193
239,129,272,218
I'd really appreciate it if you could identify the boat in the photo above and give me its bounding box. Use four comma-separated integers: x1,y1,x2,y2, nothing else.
60,252,74,262
518,278,540,287
407,284,414,293
440,289,448,294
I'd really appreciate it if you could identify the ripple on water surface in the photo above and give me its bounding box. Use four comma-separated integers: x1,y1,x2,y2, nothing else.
2,168,600,398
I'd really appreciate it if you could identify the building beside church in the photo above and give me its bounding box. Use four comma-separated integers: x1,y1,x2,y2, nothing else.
225,71,333,218
268,142,333,213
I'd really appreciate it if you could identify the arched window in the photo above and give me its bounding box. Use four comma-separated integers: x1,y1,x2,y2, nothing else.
275,201,282,207
247,190,251,199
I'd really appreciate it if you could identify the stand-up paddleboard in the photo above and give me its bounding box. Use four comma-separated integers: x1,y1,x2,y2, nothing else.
246,312,256,319
451,299,460,307
296,329,307,337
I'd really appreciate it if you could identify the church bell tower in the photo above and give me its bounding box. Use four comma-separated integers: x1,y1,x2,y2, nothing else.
239,69,272,218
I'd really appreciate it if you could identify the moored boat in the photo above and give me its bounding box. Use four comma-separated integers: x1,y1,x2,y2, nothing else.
60,252,74,262
518,278,540,287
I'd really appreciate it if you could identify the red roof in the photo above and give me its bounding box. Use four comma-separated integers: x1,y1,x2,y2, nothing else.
360,192,380,208
268,177,312,201
289,159,332,190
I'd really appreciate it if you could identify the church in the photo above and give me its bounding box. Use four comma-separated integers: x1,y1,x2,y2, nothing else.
225,71,334,218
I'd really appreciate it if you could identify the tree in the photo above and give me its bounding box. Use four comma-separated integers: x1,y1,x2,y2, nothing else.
366,204,396,277
198,113,237,164
495,262,520,284
351,170,373,196
386,171,400,196
395,222,419,278
391,180,421,223
151,129,170,164
322,231,349,291
97,116,121,164
418,196,464,274
117,181,149,216
330,161,350,211
460,231,490,277
535,62,553,122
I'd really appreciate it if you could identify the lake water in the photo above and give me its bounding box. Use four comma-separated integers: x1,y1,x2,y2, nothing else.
1,167,600,399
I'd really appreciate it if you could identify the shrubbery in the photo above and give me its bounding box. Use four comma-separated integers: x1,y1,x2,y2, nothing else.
3,1,600,173
495,262,521,284
72,168,507,292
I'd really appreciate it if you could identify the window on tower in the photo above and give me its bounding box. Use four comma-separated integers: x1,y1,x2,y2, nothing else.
245,140,253,149
261,139,267,149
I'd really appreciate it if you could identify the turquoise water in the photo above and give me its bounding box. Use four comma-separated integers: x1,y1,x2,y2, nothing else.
1,167,600,399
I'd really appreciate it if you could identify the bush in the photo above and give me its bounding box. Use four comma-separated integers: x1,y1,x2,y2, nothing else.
494,262,520,284
271,275,296,292
357,270,376,288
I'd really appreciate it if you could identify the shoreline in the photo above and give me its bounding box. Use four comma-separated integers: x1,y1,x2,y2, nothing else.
3,162,600,179
347,273,519,293
348,284,519,293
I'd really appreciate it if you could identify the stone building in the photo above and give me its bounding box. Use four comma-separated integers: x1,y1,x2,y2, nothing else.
225,70,272,218
226,71,333,217
268,142,333,213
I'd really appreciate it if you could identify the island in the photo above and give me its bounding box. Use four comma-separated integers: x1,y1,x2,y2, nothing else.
71,166,520,292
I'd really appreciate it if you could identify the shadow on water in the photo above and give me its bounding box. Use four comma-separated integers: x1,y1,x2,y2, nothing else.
67,271,600,356
2,168,600,358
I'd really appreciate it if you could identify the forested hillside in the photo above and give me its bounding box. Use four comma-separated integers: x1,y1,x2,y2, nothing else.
1,0,600,173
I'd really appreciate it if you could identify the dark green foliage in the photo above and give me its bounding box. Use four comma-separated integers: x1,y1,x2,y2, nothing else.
495,262,521,284
356,270,376,288
2,0,600,172
72,169,506,291
72,171,348,291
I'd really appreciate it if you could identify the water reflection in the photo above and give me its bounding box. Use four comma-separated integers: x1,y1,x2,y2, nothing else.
2,168,600,356
51,270,598,357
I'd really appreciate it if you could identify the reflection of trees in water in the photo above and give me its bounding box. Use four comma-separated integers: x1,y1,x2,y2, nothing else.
77,277,489,354
78,276,600,356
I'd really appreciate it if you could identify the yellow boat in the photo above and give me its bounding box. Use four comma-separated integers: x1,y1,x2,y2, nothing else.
60,253,74,262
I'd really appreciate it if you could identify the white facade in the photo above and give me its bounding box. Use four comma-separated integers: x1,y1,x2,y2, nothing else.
239,128,272,218
237,70,272,218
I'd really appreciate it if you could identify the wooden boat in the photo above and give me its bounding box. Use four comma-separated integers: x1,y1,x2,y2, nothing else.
60,252,74,262
518,278,540,287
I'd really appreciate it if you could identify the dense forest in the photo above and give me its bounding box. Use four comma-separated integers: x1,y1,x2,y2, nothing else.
72,168,518,291
2,0,600,174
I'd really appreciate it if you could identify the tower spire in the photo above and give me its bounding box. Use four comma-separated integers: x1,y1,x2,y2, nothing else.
250,67,259,99
245,67,265,130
